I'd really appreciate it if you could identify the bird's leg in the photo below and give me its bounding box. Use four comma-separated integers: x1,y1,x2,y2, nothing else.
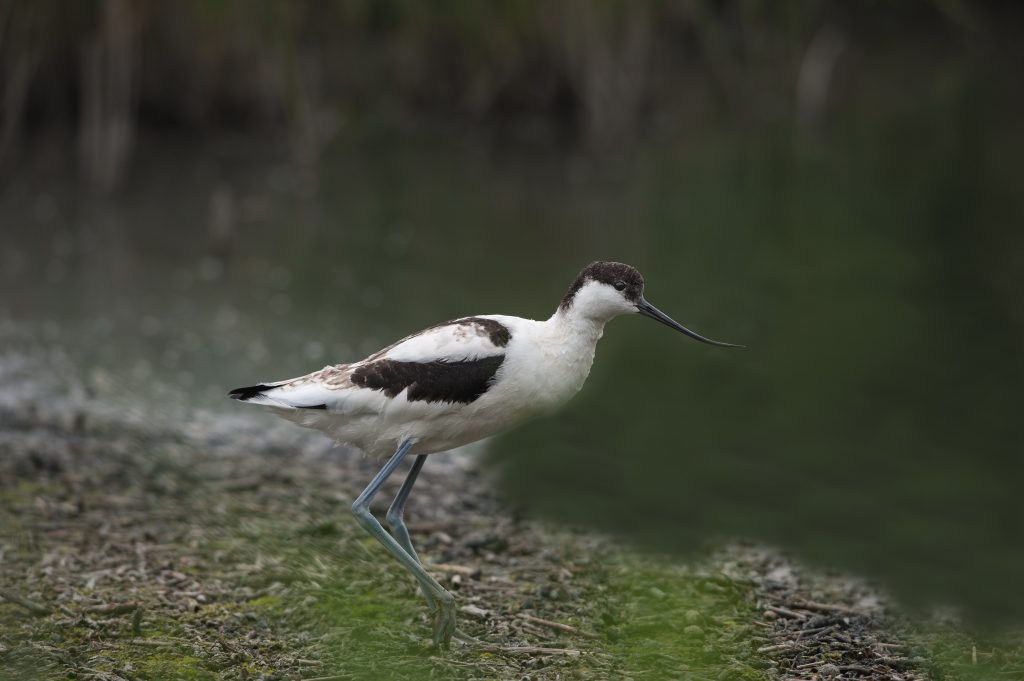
386,454,427,564
385,454,436,605
386,455,481,646
351,441,456,649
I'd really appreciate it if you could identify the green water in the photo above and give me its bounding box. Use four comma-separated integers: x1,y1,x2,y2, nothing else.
3,74,1023,628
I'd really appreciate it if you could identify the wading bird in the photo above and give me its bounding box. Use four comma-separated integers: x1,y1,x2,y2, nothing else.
229,261,740,648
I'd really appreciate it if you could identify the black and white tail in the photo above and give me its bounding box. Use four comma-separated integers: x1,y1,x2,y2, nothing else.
228,378,332,410
228,384,276,401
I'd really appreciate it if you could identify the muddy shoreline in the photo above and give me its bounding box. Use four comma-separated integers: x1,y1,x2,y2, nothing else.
0,384,999,680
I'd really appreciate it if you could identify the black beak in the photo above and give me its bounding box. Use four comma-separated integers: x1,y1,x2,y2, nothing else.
636,299,744,348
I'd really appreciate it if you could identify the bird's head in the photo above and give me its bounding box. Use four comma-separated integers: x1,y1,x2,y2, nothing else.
560,261,743,347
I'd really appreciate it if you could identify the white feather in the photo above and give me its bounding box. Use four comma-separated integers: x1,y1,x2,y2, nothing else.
379,317,506,362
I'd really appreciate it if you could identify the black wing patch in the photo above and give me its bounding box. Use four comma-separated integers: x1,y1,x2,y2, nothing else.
351,355,504,404
228,384,274,401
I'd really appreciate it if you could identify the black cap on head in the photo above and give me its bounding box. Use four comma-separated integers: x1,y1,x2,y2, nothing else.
560,261,644,310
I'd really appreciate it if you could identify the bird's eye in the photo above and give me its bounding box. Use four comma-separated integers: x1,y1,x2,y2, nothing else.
613,280,627,291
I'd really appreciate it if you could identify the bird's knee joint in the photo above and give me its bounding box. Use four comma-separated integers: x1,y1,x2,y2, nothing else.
384,506,403,529
351,500,371,521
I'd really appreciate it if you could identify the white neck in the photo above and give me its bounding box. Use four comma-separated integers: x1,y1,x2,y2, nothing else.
545,303,608,345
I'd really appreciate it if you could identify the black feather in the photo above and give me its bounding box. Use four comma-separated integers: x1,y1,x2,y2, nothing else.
351,356,504,404
228,384,274,401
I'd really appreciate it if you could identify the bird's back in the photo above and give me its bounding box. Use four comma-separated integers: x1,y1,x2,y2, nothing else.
230,315,526,457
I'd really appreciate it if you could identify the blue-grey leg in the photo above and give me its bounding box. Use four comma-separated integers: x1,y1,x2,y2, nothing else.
385,454,434,605
387,455,480,647
351,440,456,648
386,454,427,565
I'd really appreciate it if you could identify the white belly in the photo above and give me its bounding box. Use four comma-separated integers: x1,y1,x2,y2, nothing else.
292,391,542,459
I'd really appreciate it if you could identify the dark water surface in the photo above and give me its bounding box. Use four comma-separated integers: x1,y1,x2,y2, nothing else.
3,101,1022,623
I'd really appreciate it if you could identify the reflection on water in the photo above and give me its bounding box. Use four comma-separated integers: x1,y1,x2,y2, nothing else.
2,102,1023,622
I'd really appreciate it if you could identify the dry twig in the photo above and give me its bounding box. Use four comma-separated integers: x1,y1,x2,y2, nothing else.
0,588,50,615
82,601,141,615
518,612,598,638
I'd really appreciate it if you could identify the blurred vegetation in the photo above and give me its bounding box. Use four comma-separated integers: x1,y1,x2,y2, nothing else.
2,0,1016,189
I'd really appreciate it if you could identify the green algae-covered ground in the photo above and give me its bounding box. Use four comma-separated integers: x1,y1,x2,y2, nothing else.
0,459,768,680
1,404,1021,681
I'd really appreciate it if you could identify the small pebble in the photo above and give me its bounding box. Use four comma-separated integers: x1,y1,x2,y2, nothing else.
818,662,840,680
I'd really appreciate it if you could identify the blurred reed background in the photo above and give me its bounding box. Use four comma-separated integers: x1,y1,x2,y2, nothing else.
2,0,1023,626
4,1,1008,188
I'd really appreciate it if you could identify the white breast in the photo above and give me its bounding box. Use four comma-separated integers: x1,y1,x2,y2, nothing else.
474,314,603,419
